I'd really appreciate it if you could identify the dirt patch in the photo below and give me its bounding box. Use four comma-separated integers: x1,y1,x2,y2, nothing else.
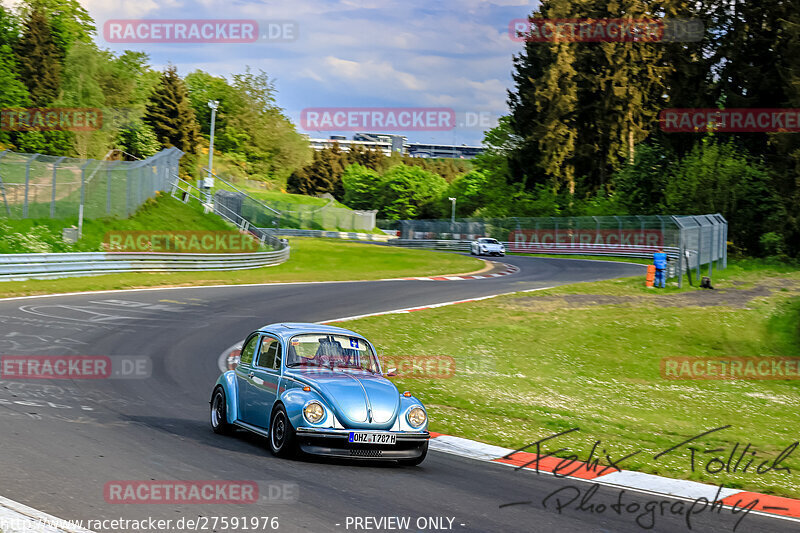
506,280,800,311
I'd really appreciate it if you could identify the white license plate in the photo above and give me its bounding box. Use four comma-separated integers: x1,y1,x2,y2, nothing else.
348,432,396,445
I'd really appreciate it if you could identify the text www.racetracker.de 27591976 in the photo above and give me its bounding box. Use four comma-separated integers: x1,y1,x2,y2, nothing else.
0,516,280,532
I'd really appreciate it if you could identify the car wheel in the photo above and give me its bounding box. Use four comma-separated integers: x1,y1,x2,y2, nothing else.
210,387,233,435
398,441,428,466
269,404,297,457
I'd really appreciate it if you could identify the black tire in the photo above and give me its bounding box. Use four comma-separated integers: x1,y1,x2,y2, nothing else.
269,404,297,457
210,387,234,435
398,441,428,466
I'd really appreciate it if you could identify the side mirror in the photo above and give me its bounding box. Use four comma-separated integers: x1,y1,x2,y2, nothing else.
385,367,398,377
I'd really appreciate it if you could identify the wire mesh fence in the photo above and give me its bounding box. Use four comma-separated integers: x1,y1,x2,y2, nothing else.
0,148,183,220
206,171,377,232
379,214,727,287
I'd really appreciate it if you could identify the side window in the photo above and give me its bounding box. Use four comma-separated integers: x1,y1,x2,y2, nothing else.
240,335,258,366
256,336,282,370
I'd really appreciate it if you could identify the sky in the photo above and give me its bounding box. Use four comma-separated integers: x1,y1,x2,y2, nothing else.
13,0,540,145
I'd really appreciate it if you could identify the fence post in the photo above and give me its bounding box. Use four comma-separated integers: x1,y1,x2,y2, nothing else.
721,216,728,269
553,217,558,244
673,216,683,289
78,159,93,238
23,154,39,218
50,156,65,218
126,164,133,215
0,151,9,216
106,161,118,214
696,223,702,282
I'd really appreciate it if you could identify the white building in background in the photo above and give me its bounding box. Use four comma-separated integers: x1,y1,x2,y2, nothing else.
304,134,485,159
305,135,393,155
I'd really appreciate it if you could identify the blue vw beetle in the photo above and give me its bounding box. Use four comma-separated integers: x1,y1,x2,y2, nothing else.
210,323,429,465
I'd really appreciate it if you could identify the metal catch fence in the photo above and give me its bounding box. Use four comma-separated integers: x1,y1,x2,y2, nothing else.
0,148,182,221
380,214,727,287
205,170,377,232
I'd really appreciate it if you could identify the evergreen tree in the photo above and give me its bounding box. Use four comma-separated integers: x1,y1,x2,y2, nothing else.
0,7,30,109
13,7,61,105
286,144,345,196
144,66,200,157
19,0,94,58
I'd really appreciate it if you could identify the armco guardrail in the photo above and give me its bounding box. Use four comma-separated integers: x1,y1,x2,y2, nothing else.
388,239,680,259
0,247,290,281
272,228,391,242
389,239,471,251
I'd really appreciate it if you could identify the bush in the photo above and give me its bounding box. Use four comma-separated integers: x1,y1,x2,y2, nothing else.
377,165,448,219
759,232,785,257
342,164,382,210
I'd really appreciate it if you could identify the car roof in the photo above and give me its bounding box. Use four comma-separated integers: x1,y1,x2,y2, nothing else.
256,322,362,340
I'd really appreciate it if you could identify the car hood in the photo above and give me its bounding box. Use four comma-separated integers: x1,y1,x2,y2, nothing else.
288,369,400,429
478,242,503,249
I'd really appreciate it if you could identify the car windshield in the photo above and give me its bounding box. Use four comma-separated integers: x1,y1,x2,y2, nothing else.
479,238,498,244
285,334,380,373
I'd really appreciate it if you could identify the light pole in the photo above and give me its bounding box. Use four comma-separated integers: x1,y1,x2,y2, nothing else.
448,197,456,234
205,100,219,200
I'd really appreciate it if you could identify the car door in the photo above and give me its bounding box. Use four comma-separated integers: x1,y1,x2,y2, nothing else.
245,334,283,429
234,334,260,423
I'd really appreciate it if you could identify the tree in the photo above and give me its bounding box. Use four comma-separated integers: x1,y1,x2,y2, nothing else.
664,137,782,254
610,142,673,214
377,165,448,219
445,170,490,217
144,66,200,167
0,7,31,148
186,67,311,182
508,0,670,194
19,0,94,58
346,144,384,171
342,163,382,210
287,144,345,196
116,121,160,159
13,7,61,105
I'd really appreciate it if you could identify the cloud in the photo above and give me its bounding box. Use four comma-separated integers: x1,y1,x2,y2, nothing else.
70,0,532,143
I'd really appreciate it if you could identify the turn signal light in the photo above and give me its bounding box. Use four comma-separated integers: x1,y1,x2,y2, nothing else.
403,391,412,397
303,386,311,392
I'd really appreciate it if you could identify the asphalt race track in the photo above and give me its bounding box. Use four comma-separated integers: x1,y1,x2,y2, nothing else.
0,255,793,532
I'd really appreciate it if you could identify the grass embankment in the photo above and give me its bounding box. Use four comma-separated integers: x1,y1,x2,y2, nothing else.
345,260,800,498
234,186,350,209
0,237,483,298
0,193,237,254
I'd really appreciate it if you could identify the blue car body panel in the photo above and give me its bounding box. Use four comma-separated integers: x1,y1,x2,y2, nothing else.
211,323,429,460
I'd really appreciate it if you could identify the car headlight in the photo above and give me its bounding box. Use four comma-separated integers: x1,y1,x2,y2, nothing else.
303,401,325,423
407,406,427,428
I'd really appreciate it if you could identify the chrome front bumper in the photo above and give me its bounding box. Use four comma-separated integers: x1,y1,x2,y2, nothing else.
295,427,429,459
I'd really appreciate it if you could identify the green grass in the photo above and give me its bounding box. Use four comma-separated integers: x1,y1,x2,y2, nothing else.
0,193,241,254
233,186,351,209
0,237,483,298
339,260,800,498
